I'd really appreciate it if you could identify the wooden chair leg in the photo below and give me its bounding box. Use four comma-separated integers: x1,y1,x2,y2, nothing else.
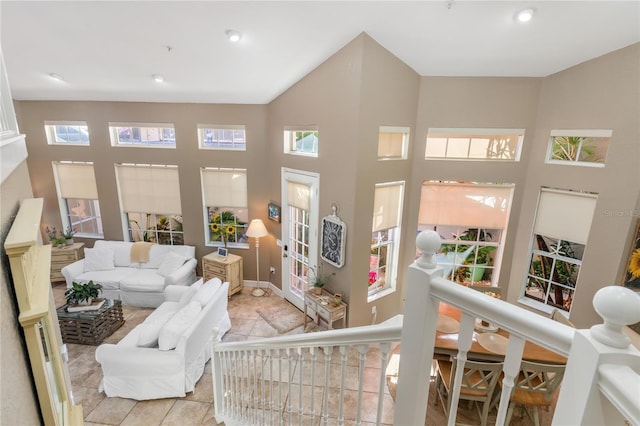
533,406,540,426
506,402,515,425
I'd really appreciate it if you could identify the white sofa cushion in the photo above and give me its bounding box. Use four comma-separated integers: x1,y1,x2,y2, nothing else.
73,268,133,291
120,269,166,293
83,247,115,272
192,277,222,307
137,310,176,348
140,245,170,269
158,301,202,350
158,252,188,277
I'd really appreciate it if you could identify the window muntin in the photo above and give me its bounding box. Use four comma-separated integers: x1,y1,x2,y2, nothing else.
109,123,176,148
198,124,246,150
417,181,514,286
52,161,103,238
378,126,409,160
127,212,184,245
369,181,404,301
425,129,524,161
522,188,597,313
45,121,90,145
546,129,612,167
201,168,249,248
284,129,318,157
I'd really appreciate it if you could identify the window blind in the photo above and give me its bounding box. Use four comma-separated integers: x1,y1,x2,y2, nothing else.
372,182,404,232
201,168,247,208
287,181,310,211
533,188,597,244
116,164,182,214
54,162,98,200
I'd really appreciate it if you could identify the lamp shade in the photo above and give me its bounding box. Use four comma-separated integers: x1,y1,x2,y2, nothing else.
246,219,268,238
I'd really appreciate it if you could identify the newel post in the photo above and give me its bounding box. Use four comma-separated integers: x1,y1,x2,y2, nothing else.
394,231,443,425
553,286,640,425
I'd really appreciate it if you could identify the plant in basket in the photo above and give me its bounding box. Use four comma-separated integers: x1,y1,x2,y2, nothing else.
65,280,102,306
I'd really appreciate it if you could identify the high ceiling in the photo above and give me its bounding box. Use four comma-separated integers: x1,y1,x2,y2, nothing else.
2,1,639,104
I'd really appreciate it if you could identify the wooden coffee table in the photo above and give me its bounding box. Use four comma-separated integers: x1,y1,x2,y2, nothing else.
56,299,124,345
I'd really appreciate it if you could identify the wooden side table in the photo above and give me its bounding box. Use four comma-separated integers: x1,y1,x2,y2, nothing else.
304,288,347,330
51,242,84,283
202,252,244,297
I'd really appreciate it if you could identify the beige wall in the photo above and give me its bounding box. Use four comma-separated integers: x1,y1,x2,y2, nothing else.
1,161,42,425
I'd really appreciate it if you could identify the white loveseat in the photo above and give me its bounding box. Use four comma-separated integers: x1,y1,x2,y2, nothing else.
95,278,231,400
61,240,197,308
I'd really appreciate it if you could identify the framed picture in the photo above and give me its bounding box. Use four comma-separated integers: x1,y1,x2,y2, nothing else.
268,203,281,223
321,214,346,268
623,218,640,291
217,247,228,259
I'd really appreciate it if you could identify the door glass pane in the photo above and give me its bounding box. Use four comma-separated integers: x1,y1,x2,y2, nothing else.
287,206,309,298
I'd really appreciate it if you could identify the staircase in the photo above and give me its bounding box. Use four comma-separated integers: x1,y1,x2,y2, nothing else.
211,231,640,425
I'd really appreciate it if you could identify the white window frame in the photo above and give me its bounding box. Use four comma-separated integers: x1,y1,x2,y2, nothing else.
545,129,612,168
126,212,184,245
45,121,90,146
283,127,319,157
197,124,246,151
425,128,524,161
378,125,410,160
109,122,176,148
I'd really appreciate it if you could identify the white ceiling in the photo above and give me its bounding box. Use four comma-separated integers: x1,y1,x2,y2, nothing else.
2,1,639,104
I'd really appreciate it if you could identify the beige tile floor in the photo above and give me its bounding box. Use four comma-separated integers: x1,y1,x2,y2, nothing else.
53,283,553,425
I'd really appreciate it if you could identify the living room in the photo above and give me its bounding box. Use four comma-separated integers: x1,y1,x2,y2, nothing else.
1,2,639,425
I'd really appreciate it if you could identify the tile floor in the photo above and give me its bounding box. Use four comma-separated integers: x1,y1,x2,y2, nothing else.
53,283,553,425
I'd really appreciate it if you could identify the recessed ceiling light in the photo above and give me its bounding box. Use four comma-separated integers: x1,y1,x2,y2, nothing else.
226,30,241,43
49,73,64,81
515,7,536,23
152,74,164,83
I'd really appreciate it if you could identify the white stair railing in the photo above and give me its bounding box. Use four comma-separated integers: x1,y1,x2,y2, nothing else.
211,316,402,425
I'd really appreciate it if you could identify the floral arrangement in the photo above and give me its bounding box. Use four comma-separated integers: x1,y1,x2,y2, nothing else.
368,271,378,286
209,209,245,246
63,226,76,239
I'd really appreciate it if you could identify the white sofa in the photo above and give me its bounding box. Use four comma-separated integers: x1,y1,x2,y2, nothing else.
95,278,231,400
61,240,197,308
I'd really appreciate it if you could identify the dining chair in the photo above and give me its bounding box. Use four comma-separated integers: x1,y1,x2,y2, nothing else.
500,360,566,426
434,357,503,426
550,308,576,328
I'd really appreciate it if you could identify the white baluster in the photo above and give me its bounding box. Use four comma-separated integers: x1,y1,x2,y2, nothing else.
310,346,317,424
278,348,284,426
495,335,525,426
447,313,474,426
321,346,333,426
377,342,390,425
297,347,304,425
261,349,266,423
338,345,348,426
286,347,293,425
355,344,367,425
269,349,274,426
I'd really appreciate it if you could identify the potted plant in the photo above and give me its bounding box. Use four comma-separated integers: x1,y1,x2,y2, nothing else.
65,280,102,306
63,227,76,245
54,236,67,248
309,263,329,295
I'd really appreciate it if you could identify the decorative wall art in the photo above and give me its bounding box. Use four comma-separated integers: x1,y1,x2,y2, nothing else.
623,219,640,291
321,203,346,268
268,203,281,223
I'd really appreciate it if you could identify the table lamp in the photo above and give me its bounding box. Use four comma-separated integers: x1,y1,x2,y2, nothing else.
246,219,269,297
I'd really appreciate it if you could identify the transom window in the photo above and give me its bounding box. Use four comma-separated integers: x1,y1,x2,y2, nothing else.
52,161,103,237
378,126,410,160
522,187,597,313
198,124,246,150
45,121,90,145
201,168,249,248
546,129,612,167
284,128,318,157
426,128,524,161
418,181,514,286
109,123,176,148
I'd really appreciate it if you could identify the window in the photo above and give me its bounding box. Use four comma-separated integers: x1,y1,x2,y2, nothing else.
201,168,249,248
546,129,612,167
52,162,103,237
417,182,514,286
369,181,404,301
523,188,597,313
378,126,409,160
284,127,318,157
45,121,90,145
425,128,524,161
115,164,183,244
109,123,176,148
198,124,246,150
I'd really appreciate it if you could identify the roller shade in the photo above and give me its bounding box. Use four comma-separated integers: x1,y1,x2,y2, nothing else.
201,168,247,208
419,183,513,228
534,188,597,244
287,181,310,211
372,182,404,232
116,164,182,214
54,162,98,199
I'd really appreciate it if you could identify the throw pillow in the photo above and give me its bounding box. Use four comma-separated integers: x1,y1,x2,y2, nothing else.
137,310,176,348
158,301,202,351
158,252,188,277
192,277,222,307
177,278,204,309
83,247,115,272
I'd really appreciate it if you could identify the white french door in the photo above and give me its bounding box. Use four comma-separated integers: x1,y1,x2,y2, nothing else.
281,168,319,311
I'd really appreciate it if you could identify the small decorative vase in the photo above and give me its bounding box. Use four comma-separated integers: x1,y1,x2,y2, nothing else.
78,298,93,306
66,238,74,245
332,293,342,306
313,287,322,295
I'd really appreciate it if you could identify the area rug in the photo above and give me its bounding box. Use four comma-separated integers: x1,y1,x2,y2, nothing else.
256,303,305,334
